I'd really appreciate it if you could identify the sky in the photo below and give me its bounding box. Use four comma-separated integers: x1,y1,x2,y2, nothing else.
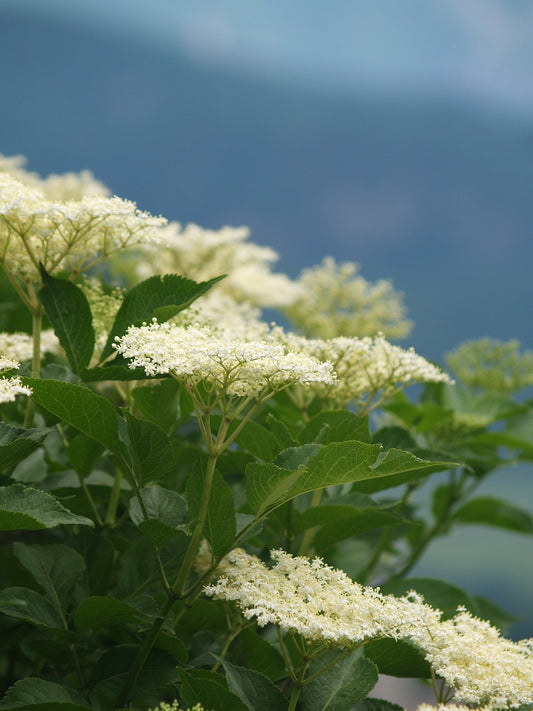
6,0,533,117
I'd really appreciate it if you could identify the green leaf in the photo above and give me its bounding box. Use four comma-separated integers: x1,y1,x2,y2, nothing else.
129,485,188,547
247,441,455,516
274,444,322,469
451,496,533,534
381,578,479,620
0,587,64,630
178,669,249,711
100,273,223,361
187,468,236,558
300,648,378,711
352,698,404,711
38,266,95,374
266,413,298,449
230,628,286,681
24,378,120,453
0,678,92,710
0,423,50,472
123,411,175,484
0,483,94,530
313,509,404,551
13,542,86,614
66,434,104,478
132,379,190,434
234,419,280,461
363,639,431,678
218,658,288,711
73,596,145,632
300,410,370,445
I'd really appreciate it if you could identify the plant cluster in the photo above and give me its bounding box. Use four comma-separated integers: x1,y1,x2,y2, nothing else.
0,155,532,711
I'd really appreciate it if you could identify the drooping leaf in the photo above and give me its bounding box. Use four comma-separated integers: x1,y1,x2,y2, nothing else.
0,423,50,472
218,658,288,711
132,379,189,434
66,434,104,479
100,273,224,361
122,411,175,484
234,419,281,461
451,496,533,534
24,378,120,453
230,628,286,681
129,485,188,547
38,266,95,375
0,677,92,710
300,648,378,711
73,596,146,633
0,587,64,630
364,639,431,679
0,483,94,530
178,669,249,711
187,468,236,558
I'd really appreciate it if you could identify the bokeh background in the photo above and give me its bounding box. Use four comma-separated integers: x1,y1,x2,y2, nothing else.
1,1,532,703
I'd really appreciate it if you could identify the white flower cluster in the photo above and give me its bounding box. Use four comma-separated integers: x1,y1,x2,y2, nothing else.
204,549,533,710
115,321,336,399
0,153,110,200
131,221,303,309
411,607,533,709
0,331,60,362
0,173,166,282
284,257,412,339
0,357,32,404
274,330,452,410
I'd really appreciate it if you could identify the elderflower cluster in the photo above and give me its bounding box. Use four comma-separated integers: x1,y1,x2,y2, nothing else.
115,321,336,399
0,173,166,282
273,330,452,410
205,549,533,710
284,257,412,339
0,357,32,404
446,338,533,395
149,702,208,711
204,548,439,646
0,153,110,200
410,607,533,709
0,331,60,362
130,221,303,309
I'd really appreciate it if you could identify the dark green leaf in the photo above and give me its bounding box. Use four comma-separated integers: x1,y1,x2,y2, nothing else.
234,419,280,461
0,587,64,630
230,628,286,681
300,648,378,711
266,414,298,449
300,410,370,445
66,434,104,478
0,483,94,530
364,639,431,678
313,509,404,551
451,496,533,533
187,468,236,558
100,273,223,361
0,678,92,710
352,697,404,711
154,631,188,664
129,485,188,546
0,423,50,472
38,266,95,374
274,444,322,469
132,379,188,434
123,411,175,484
218,658,288,711
73,596,145,632
24,378,120,453
178,669,249,711
14,542,86,613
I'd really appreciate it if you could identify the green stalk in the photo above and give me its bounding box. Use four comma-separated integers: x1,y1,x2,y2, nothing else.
104,466,123,526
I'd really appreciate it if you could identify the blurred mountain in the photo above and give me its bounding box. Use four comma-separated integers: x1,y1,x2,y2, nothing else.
1,8,533,358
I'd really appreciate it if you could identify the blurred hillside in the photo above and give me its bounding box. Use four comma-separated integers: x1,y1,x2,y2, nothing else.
1,8,533,360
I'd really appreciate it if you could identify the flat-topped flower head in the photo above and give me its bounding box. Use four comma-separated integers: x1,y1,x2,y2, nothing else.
284,256,412,339
0,357,32,404
0,331,60,362
0,173,165,283
115,321,335,401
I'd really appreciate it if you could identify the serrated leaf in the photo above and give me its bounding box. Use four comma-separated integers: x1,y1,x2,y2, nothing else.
300,410,370,444
218,658,288,711
14,542,86,614
100,273,223,361
129,485,188,546
178,669,249,711
73,596,145,632
0,678,92,710
0,483,94,530
0,423,50,472
451,496,533,533
24,378,120,453
123,411,175,484
300,648,378,711
0,587,64,630
364,639,431,678
38,266,95,374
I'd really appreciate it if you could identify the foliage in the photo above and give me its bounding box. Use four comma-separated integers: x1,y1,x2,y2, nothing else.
0,156,532,711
